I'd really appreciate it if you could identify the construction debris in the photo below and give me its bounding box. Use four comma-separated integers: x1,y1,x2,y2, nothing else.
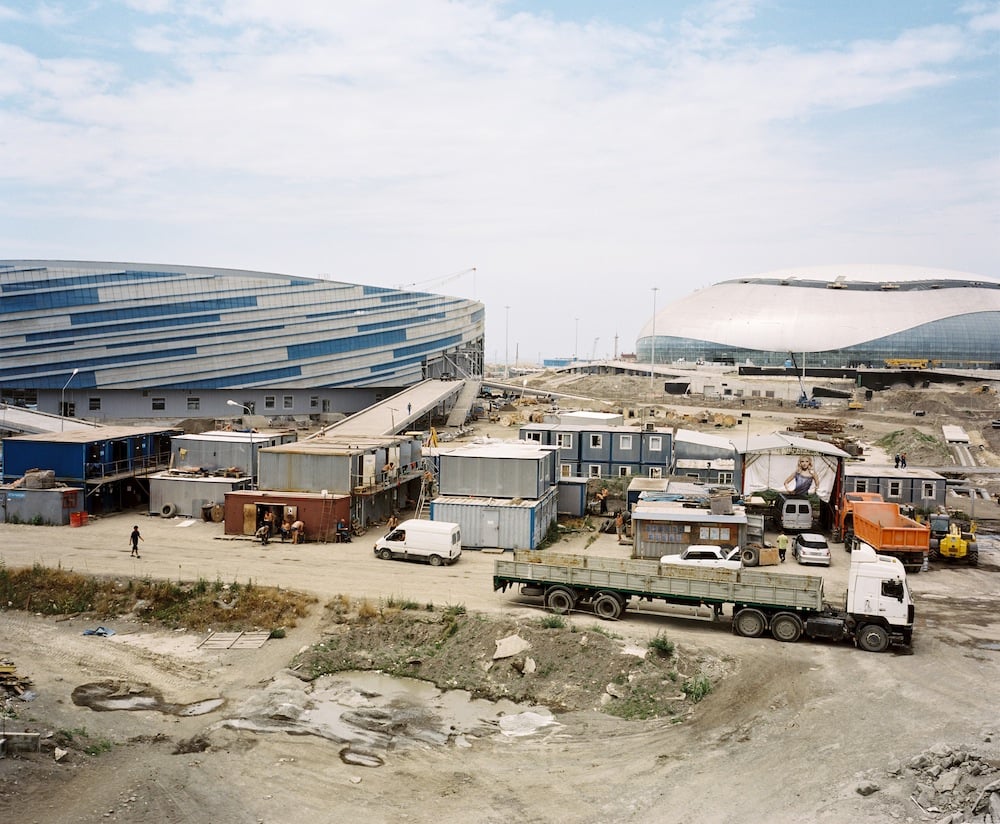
1,658,32,696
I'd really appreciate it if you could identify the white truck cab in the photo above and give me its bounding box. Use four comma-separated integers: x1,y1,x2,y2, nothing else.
373,519,462,567
847,541,913,628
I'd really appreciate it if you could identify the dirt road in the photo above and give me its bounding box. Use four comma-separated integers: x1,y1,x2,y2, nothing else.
2,511,999,824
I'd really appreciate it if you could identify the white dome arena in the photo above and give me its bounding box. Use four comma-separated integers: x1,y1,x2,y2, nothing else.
637,265,1000,368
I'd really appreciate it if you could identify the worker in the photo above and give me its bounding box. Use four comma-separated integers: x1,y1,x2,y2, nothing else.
387,512,399,531
291,519,305,544
336,518,351,543
776,532,789,562
279,519,292,542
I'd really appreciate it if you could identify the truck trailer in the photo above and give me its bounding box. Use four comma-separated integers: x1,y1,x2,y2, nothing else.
846,500,929,571
493,543,914,653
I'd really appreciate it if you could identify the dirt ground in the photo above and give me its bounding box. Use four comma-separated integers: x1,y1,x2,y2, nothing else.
2,380,1000,824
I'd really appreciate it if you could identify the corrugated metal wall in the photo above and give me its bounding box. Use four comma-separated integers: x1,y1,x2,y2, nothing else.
430,487,558,550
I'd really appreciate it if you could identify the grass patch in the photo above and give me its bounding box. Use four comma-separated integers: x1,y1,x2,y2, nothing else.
648,633,675,659
682,675,713,703
538,614,566,629
0,563,315,632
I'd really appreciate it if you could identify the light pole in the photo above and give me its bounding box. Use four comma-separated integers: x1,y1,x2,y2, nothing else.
574,317,579,362
226,400,253,487
60,368,78,431
387,406,399,433
649,287,659,397
504,305,510,380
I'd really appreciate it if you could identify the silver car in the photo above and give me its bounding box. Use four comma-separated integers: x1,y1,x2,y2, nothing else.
792,533,831,566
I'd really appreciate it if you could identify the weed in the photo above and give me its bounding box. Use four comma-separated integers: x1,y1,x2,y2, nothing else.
83,738,113,756
589,625,622,640
269,627,286,639
682,675,713,703
442,603,466,618
538,614,566,629
357,599,378,619
648,634,675,659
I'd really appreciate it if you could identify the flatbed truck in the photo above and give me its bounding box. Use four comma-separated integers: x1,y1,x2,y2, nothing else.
493,543,914,653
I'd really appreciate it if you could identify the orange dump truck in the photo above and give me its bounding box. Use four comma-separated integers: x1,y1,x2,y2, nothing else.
835,491,885,542
846,500,930,572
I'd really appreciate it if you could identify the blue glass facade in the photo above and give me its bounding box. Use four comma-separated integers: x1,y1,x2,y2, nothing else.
0,261,484,391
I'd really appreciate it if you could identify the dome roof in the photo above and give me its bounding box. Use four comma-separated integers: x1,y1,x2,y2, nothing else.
641,265,999,352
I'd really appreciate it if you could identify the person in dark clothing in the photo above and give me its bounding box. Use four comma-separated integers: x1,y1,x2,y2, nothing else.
130,525,143,558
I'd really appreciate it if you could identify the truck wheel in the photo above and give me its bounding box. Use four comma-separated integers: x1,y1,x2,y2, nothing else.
545,586,577,615
929,538,941,560
770,612,803,643
428,554,443,567
740,547,759,567
856,624,889,653
378,548,392,560
734,608,766,638
967,543,978,566
593,592,623,621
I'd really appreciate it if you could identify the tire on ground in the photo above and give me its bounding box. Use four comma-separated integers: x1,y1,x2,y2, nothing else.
545,586,577,615
161,503,177,518
856,624,890,653
740,546,759,567
769,612,803,643
734,608,766,638
592,591,624,620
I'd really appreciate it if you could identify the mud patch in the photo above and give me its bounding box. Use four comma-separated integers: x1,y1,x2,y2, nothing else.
71,681,225,716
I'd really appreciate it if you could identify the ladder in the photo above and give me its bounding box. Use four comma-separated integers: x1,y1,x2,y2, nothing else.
317,496,336,543
414,466,436,520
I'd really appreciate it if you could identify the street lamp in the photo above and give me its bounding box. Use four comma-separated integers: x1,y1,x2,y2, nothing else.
387,406,399,433
574,317,579,363
226,400,253,487
649,287,659,397
504,305,511,380
60,368,78,431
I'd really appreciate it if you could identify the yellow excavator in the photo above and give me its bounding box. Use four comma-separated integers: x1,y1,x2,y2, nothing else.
929,515,979,566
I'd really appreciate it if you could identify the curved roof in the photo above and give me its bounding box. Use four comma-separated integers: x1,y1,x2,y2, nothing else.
640,265,1000,351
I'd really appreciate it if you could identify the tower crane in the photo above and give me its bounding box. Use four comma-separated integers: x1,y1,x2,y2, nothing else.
398,267,477,292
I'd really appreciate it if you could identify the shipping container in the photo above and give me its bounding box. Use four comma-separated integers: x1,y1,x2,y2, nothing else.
430,486,558,550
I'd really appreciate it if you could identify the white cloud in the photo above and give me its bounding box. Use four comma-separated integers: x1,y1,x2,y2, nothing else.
0,0,995,360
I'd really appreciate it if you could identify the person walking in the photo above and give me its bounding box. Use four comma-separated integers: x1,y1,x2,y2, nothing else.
776,532,789,562
129,525,143,558
901,452,907,468
598,487,609,515
894,454,900,469
614,510,626,544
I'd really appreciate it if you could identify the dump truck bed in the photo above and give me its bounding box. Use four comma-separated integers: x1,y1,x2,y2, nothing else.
494,550,825,612
852,502,929,554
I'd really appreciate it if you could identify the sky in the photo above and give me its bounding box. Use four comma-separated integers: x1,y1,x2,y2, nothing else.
1,1,998,365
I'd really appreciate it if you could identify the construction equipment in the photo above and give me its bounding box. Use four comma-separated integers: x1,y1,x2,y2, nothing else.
846,500,930,572
788,352,820,408
929,514,978,566
834,491,884,542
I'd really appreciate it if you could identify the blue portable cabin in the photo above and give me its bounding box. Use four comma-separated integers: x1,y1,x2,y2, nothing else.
671,428,739,489
1,425,180,514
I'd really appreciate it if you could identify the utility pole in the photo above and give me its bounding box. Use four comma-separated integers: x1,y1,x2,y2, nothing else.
649,287,659,398
504,305,510,380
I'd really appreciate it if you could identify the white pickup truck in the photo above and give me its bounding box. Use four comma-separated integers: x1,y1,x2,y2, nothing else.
659,545,742,570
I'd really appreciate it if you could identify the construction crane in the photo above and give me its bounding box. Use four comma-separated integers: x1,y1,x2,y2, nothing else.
398,267,477,293
788,352,820,408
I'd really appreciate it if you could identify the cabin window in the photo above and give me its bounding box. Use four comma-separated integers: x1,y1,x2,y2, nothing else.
718,472,733,484
888,480,902,498
560,464,573,478
649,467,663,479
648,436,663,451
855,479,868,492
882,579,904,600
524,431,542,443
283,395,294,410
557,433,573,449
619,435,632,450
617,466,630,477
921,482,935,499
264,396,276,410
88,397,101,411
590,434,603,449
588,465,602,478
152,398,165,411
186,397,200,411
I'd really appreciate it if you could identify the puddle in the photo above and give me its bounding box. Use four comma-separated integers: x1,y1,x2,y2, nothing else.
975,641,1000,651
72,681,225,716
217,670,559,764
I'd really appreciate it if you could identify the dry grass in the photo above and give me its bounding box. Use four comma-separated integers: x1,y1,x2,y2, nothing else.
0,562,316,632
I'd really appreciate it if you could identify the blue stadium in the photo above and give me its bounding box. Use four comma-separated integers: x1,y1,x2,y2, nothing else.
0,260,484,419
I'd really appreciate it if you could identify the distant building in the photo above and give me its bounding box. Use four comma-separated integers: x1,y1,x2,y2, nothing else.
0,260,484,420
638,265,1000,368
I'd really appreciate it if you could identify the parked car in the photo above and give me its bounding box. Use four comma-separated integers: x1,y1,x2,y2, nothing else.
660,545,742,570
792,533,831,566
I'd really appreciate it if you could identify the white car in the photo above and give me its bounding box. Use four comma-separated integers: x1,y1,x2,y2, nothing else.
660,545,742,570
792,533,831,566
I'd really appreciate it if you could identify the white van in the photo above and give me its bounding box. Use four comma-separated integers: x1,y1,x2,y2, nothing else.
777,494,813,531
373,519,462,566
